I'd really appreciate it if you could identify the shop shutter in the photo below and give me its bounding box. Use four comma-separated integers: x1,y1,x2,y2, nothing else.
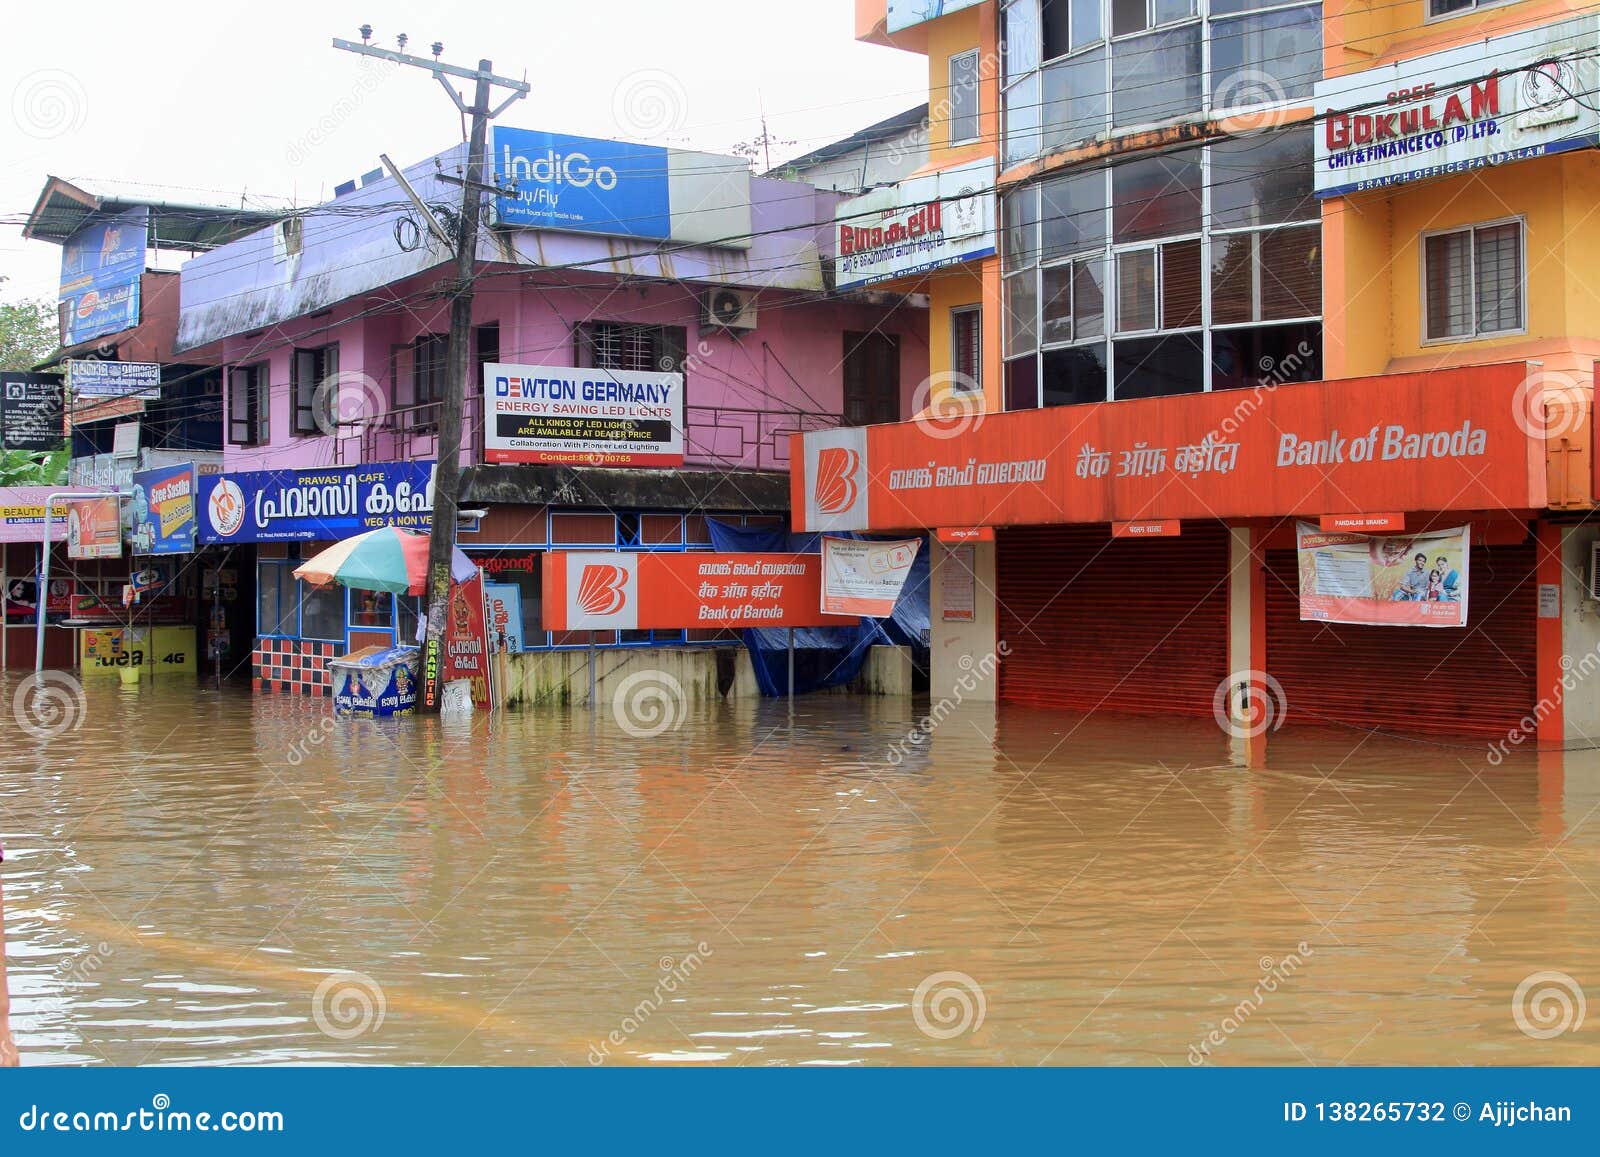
996,522,1231,716
1264,543,1536,739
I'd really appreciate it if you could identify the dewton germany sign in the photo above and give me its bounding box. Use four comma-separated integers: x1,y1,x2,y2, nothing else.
1313,14,1600,197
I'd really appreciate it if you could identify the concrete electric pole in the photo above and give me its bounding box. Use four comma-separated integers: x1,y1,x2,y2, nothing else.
333,30,528,712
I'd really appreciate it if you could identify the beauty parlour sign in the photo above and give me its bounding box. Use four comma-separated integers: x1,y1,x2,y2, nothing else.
542,552,860,632
790,363,1547,533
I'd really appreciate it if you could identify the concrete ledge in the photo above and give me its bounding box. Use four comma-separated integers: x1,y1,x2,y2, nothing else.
498,647,758,709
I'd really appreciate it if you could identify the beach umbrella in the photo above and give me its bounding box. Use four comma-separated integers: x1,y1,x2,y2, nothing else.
293,527,477,595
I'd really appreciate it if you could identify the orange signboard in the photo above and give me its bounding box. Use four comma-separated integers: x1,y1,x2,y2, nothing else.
1112,520,1181,538
66,497,122,560
792,364,1546,533
542,552,859,632
936,526,994,542
1320,513,1405,533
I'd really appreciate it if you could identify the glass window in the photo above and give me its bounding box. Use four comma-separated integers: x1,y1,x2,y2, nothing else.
1210,6,1322,107
1211,322,1321,392
1004,188,1040,265
1004,76,1042,167
1043,265,1074,344
350,589,393,629
300,583,345,642
1116,249,1158,332
1005,354,1040,410
1006,272,1040,356
1071,0,1103,48
1152,0,1196,23
1113,150,1201,242
1043,344,1108,406
1041,169,1106,261
1073,258,1106,339
1425,222,1523,340
1112,0,1147,36
1161,239,1202,328
1042,0,1072,59
952,307,983,391
1259,224,1322,320
257,562,294,636
1004,0,1043,83
1429,0,1483,15
1111,24,1201,128
1209,128,1316,228
397,596,422,646
949,50,980,143
1113,333,1204,400
1042,51,1107,153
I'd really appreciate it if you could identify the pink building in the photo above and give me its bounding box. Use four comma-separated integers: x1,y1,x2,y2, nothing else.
175,134,928,693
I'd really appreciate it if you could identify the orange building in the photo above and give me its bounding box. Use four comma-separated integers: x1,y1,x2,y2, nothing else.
801,0,1600,753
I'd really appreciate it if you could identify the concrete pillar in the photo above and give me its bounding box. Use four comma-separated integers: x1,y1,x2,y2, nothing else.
1225,525,1268,768
929,537,999,703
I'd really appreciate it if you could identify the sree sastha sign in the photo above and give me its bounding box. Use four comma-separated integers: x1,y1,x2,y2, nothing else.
484,363,684,467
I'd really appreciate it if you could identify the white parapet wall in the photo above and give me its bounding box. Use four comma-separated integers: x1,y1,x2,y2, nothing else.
928,538,999,703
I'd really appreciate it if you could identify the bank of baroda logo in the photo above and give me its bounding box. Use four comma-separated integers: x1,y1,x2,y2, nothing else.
805,428,869,531
815,448,861,515
578,564,630,616
566,553,638,629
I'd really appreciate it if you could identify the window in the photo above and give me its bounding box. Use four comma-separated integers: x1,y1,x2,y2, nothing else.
1210,5,1321,107
951,307,982,392
1111,23,1203,130
1210,223,1322,325
577,321,687,375
949,50,980,144
1424,221,1524,341
300,583,344,642
292,344,339,437
229,363,269,446
350,589,393,629
474,322,500,371
257,561,295,636
842,332,901,425
1428,0,1501,16
393,334,446,432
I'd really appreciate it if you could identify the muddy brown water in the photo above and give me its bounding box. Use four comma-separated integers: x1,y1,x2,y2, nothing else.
1,677,1596,1066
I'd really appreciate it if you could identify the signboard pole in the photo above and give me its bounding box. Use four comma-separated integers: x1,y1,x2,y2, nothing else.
2,552,8,674
587,637,597,711
786,627,795,709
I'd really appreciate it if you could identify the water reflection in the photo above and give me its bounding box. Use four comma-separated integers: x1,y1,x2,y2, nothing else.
0,676,1596,1066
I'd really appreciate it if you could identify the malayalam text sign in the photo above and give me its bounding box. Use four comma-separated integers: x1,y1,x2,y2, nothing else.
835,159,996,290
67,359,161,399
542,551,859,632
1296,523,1470,628
196,463,436,544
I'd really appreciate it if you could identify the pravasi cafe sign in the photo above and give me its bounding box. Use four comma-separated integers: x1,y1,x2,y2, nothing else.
1313,13,1600,197
834,158,997,291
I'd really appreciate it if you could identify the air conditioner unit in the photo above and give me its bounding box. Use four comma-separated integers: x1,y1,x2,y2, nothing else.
702,288,758,331
1590,539,1600,600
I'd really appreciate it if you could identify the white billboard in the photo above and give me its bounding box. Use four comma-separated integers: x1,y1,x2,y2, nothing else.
1314,14,1600,198
483,363,684,468
834,158,996,290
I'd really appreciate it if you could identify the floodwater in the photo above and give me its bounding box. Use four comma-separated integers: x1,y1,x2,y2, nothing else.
2,676,1598,1067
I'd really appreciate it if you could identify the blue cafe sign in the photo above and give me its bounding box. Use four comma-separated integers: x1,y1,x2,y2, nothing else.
196,462,436,544
492,127,672,240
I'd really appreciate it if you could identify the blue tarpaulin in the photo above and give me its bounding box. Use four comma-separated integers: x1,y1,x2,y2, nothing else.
707,519,929,697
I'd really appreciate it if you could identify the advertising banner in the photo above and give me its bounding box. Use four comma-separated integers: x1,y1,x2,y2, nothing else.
484,582,524,654
1296,522,1470,627
821,536,922,616
67,359,161,399
129,463,196,555
887,0,984,31
0,488,69,544
196,462,436,544
1,372,65,451
67,497,122,559
60,207,147,345
835,158,996,290
791,363,1546,533
940,544,975,623
4,576,72,623
542,551,859,632
484,363,684,467
1314,14,1600,197
443,572,492,705
491,128,751,248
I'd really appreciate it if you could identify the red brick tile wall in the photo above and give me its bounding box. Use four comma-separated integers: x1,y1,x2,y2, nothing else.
252,638,342,697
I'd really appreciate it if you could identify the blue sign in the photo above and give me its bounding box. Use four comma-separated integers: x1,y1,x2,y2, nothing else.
493,128,672,240
128,463,197,555
196,462,436,544
59,207,148,346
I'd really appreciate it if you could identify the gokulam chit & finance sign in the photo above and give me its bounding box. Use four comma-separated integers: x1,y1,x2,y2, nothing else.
834,159,996,290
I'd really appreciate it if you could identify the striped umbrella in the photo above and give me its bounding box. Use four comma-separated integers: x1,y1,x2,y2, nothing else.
293,527,476,595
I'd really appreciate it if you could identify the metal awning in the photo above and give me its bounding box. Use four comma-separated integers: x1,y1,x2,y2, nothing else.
22,175,289,252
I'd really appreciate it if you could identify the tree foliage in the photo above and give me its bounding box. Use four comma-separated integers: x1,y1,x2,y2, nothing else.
0,278,58,372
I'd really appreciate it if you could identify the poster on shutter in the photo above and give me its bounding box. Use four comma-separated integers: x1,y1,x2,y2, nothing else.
1296,522,1470,627
821,536,922,616
941,544,976,622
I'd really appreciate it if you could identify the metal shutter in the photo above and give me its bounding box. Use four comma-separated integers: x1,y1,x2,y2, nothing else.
996,522,1231,716
1264,543,1536,739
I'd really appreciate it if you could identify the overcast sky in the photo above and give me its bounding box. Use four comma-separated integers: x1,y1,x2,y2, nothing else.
1,0,927,303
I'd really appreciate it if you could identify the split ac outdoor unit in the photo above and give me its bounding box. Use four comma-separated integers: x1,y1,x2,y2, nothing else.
702,288,758,331
1589,539,1600,600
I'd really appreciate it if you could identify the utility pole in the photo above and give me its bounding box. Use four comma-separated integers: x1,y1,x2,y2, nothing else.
333,29,528,712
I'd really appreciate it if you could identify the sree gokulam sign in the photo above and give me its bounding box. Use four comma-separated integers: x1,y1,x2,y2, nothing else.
484,363,684,467
834,158,996,290
1314,14,1600,197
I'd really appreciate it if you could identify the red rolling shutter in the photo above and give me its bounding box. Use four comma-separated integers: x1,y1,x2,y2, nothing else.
1264,542,1536,739
996,522,1231,717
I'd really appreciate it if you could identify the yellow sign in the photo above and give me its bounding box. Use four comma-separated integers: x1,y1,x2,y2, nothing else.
79,625,195,678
